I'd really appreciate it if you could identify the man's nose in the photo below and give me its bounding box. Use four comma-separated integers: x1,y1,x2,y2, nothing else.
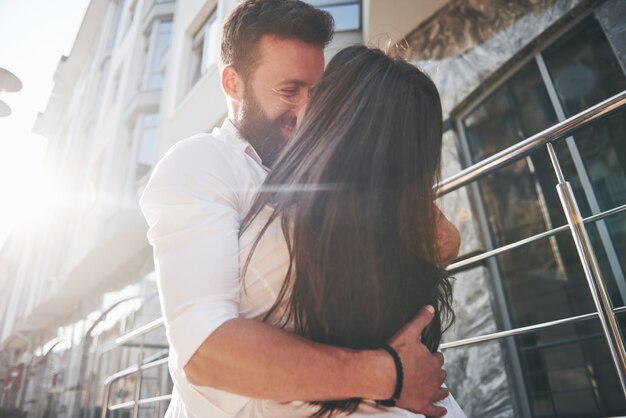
295,103,308,128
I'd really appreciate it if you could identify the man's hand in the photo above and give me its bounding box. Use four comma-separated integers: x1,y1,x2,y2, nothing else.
388,306,449,417
435,207,461,267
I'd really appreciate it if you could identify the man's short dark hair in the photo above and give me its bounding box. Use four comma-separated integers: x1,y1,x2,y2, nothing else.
220,0,334,79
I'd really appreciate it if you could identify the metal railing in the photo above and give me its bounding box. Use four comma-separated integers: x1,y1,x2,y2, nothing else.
99,318,169,418
98,89,626,417
436,89,626,396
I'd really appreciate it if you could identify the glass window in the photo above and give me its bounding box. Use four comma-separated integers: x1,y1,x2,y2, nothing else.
516,317,626,417
464,60,559,163
307,1,361,32
106,0,125,49
146,20,173,90
554,108,626,283
134,112,159,182
457,10,626,417
110,69,121,105
124,1,137,36
543,15,626,117
543,13,626,296
189,11,219,89
463,60,560,248
91,58,111,118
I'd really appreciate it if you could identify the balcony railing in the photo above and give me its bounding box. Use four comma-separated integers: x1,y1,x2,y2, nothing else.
99,89,626,417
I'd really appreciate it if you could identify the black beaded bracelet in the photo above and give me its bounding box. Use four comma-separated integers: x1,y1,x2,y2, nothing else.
378,344,404,407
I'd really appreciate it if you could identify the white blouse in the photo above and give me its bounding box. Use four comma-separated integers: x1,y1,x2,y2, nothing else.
140,119,465,418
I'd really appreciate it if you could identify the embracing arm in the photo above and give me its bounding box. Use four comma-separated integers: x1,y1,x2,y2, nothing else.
185,309,448,416
184,317,389,401
187,208,460,407
141,138,447,417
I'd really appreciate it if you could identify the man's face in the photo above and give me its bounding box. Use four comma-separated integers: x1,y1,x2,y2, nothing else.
237,35,325,167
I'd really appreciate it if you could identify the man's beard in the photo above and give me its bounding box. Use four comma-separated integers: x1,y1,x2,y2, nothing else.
238,88,296,168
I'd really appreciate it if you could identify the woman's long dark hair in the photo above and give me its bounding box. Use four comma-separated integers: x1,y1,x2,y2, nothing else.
241,45,454,417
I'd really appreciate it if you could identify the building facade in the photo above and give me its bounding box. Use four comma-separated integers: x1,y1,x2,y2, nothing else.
0,0,624,417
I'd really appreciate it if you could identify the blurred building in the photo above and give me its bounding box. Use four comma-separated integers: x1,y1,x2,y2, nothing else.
0,0,624,417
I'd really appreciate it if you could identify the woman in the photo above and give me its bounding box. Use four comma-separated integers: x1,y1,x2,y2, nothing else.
237,45,465,417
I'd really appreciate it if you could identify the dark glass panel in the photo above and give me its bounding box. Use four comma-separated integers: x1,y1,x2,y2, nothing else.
492,230,595,329
553,109,626,216
553,109,626,305
516,318,626,417
473,161,553,248
543,14,626,117
463,60,562,249
532,393,555,417
464,60,558,162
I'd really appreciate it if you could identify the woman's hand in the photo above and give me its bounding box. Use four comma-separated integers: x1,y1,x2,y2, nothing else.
434,207,461,267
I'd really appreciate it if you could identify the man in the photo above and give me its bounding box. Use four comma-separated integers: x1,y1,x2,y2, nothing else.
140,1,460,417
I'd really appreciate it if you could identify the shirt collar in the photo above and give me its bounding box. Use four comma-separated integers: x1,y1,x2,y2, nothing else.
216,118,268,170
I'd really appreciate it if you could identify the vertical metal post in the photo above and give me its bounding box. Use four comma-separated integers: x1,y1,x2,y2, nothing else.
132,366,142,418
132,336,145,418
86,344,103,418
100,383,110,418
547,142,626,396
536,53,626,301
154,360,163,418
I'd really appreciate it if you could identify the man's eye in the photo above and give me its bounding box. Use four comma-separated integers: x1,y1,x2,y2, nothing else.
280,88,299,97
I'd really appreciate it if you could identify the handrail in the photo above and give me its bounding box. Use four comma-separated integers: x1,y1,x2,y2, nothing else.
101,353,170,418
99,317,165,354
105,294,624,416
435,88,626,396
436,89,626,196
99,319,168,418
104,356,169,386
441,306,626,350
137,395,173,405
108,395,173,411
114,317,164,346
447,203,626,272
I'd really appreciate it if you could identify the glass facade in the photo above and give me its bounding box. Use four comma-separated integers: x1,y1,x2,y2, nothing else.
457,12,626,418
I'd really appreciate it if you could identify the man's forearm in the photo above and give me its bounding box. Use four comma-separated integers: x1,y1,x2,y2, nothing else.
184,318,395,402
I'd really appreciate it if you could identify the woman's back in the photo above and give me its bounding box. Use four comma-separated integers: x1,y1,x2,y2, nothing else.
237,204,465,417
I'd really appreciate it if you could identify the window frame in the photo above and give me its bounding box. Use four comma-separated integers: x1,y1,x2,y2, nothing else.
128,111,160,190
188,9,219,91
307,0,361,32
143,19,173,91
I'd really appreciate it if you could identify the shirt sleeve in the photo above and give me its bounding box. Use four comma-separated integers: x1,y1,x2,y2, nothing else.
140,137,242,371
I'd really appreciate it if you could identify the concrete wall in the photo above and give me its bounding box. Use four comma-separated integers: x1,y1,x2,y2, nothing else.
363,0,447,46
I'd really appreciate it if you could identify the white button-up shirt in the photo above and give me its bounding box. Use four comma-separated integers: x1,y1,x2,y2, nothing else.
140,119,465,418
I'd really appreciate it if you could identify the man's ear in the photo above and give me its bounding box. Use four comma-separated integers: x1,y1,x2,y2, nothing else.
221,65,244,102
